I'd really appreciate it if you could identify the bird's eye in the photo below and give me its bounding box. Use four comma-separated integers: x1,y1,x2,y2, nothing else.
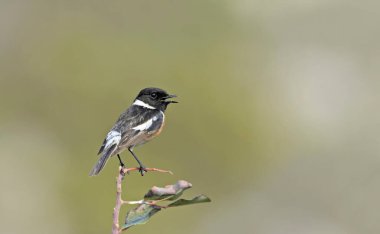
150,93,158,99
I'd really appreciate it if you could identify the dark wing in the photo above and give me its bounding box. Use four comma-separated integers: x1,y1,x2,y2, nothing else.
118,109,164,148
97,105,159,155
90,106,164,176
146,112,165,134
114,105,161,134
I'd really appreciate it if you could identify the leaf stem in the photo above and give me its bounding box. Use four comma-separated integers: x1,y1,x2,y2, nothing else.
122,200,144,205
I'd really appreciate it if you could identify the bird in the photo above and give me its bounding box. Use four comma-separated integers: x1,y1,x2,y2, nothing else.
89,87,177,176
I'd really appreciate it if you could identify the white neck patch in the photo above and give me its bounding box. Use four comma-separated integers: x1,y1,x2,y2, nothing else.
133,99,156,109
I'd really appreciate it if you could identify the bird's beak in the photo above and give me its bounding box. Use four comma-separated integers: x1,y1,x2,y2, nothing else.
162,94,178,103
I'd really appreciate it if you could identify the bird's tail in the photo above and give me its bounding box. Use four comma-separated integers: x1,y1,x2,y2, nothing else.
89,145,116,176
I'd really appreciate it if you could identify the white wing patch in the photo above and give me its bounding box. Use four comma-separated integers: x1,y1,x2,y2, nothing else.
132,119,153,131
133,99,155,109
105,130,121,149
132,114,161,131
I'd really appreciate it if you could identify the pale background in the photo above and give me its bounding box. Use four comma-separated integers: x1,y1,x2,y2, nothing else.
1,0,379,233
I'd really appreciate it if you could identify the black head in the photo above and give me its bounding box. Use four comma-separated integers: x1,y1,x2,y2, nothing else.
135,87,177,111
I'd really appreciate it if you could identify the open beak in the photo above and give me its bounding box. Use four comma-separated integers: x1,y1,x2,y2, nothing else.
162,94,178,103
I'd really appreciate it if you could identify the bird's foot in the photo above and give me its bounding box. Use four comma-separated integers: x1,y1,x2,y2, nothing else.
138,166,148,176
119,164,130,176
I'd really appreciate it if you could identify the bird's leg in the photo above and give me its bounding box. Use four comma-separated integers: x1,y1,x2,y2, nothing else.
117,154,130,176
117,154,129,176
128,147,147,176
117,154,125,167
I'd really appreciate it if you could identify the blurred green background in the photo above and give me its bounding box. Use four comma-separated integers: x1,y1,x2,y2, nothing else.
1,0,379,233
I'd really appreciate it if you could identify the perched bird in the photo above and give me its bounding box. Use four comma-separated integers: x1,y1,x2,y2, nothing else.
89,87,177,176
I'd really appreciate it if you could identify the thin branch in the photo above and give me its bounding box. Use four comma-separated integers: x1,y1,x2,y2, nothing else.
112,166,173,234
112,167,124,234
121,167,173,175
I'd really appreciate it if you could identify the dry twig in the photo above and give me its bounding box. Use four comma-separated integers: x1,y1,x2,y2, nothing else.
112,166,173,234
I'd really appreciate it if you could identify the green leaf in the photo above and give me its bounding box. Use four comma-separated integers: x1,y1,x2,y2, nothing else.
123,181,211,230
168,195,211,207
144,180,192,201
122,204,161,230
